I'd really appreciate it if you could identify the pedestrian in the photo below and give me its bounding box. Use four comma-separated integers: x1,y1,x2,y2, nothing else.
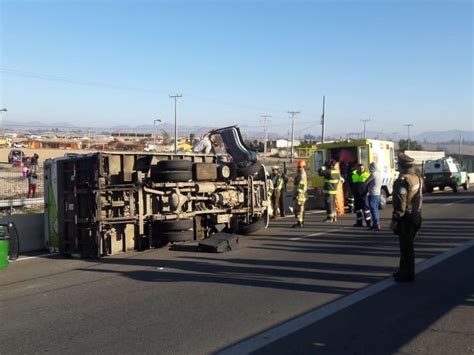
334,162,345,217
27,171,38,198
390,153,423,282
318,159,340,222
22,164,30,178
270,165,284,219
292,160,308,228
192,133,216,154
341,161,355,213
30,153,39,172
351,163,372,227
279,163,289,217
367,162,383,231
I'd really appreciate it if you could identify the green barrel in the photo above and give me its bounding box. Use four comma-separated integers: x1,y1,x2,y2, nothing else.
0,238,9,270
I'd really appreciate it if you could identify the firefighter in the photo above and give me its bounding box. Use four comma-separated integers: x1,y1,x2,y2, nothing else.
318,159,340,222
341,161,355,213
293,160,308,228
390,153,423,282
270,165,284,219
351,163,372,227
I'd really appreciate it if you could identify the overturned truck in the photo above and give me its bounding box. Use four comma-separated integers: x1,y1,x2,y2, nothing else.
44,126,269,257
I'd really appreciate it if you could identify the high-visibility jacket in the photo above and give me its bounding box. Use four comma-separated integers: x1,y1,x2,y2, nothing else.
294,170,308,204
271,173,284,192
318,166,340,195
351,170,370,196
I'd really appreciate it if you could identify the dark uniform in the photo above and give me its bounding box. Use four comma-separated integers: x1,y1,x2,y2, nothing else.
318,161,341,222
351,165,372,227
341,162,355,212
390,153,423,282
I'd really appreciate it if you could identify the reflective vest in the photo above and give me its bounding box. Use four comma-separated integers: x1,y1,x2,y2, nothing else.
318,166,340,195
271,174,284,192
294,170,308,204
352,170,370,183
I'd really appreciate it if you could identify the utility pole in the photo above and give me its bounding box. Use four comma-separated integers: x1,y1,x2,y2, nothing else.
260,115,271,161
169,93,182,153
361,118,370,139
404,123,413,150
0,108,8,135
321,96,325,143
288,111,300,164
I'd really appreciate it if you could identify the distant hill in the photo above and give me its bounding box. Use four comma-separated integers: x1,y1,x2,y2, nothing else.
4,120,473,143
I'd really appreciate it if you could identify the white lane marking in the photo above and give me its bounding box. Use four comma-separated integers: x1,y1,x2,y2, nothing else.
10,253,57,262
219,239,474,355
289,227,350,241
281,210,325,219
444,198,473,207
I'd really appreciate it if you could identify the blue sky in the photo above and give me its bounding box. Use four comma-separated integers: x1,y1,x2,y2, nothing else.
0,0,472,137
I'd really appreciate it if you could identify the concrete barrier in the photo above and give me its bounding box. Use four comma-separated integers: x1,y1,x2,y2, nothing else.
0,213,45,253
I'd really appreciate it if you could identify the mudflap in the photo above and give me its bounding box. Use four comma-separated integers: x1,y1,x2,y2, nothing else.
197,232,239,253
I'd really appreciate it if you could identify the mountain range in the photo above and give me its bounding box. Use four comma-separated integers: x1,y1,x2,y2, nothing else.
3,120,474,143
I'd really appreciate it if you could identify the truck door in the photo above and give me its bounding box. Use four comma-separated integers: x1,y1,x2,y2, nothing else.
311,149,326,188
358,145,369,168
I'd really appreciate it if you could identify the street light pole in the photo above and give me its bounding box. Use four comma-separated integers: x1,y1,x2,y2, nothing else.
0,108,8,135
404,123,413,150
288,111,300,164
361,119,370,139
169,94,182,153
153,118,161,151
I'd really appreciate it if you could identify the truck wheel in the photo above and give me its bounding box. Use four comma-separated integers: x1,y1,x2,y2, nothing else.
238,217,265,235
463,180,470,190
426,185,433,193
163,231,194,243
236,161,262,178
153,170,193,182
156,219,193,232
439,186,445,191
379,189,387,210
156,160,193,172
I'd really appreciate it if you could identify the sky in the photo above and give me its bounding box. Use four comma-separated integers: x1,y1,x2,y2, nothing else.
0,0,472,138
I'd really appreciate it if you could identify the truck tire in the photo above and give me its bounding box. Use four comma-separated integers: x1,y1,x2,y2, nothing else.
426,185,433,193
463,179,469,190
156,160,193,172
153,170,193,182
238,217,265,235
379,189,387,210
236,161,261,178
439,186,445,191
156,219,193,232
163,231,194,243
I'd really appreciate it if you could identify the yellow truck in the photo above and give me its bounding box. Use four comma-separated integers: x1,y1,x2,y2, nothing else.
309,139,397,208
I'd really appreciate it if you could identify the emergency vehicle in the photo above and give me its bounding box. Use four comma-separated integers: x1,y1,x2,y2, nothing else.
309,139,397,208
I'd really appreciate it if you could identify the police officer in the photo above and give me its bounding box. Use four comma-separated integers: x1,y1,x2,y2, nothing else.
351,163,372,227
318,159,340,222
270,165,284,219
390,153,423,282
293,160,308,228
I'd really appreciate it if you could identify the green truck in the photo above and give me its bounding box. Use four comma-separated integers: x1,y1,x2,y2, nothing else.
424,157,470,193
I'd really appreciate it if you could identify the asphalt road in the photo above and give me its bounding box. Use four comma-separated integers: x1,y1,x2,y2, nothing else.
1,189,473,354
